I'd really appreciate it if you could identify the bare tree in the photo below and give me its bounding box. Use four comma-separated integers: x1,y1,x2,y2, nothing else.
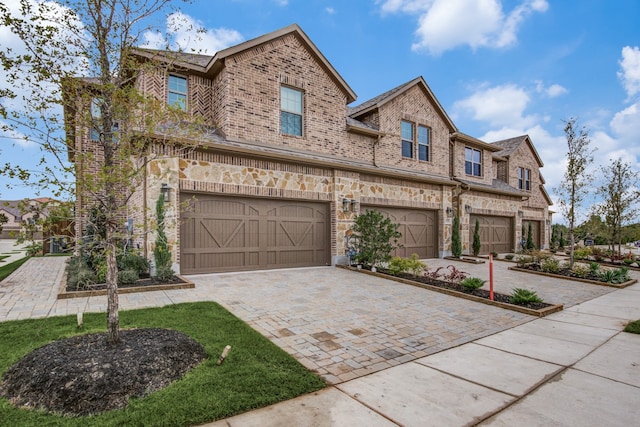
554,118,595,269
0,0,196,343
596,158,640,254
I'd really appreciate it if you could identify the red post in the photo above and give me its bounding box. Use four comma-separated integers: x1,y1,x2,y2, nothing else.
489,253,494,301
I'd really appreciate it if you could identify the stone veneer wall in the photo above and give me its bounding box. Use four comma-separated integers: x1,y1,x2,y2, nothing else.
459,191,522,253
144,148,456,268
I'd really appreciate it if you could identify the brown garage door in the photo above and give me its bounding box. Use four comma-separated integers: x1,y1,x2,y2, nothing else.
363,206,438,258
470,215,514,254
180,194,330,274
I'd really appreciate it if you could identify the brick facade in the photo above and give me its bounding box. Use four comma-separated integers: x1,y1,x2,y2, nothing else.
67,24,552,271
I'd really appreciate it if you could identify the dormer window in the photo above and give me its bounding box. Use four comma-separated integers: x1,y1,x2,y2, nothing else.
281,86,303,136
465,147,482,177
168,75,187,110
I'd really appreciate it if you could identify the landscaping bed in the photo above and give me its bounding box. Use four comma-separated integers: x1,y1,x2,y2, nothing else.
508,265,637,288
341,266,563,317
59,275,195,299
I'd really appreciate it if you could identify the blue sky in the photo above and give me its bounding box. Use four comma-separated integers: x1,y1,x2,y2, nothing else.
2,0,640,223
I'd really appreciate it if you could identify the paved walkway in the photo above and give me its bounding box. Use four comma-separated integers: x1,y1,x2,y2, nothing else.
1,257,639,426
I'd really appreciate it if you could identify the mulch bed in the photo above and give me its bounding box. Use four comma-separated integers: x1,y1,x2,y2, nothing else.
60,275,195,299
386,270,551,310
0,328,207,416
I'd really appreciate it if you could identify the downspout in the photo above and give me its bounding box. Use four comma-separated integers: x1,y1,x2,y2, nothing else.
142,155,148,260
373,134,381,167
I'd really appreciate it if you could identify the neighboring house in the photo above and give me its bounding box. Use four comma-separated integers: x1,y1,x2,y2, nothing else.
65,24,552,274
0,198,51,239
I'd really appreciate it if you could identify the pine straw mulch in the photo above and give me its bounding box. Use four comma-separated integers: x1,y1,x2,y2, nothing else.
0,328,207,416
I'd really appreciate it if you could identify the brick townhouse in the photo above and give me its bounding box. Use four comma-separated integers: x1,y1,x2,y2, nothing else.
67,23,552,274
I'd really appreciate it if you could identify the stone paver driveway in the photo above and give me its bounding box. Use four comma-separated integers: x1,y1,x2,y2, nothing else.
186,267,534,384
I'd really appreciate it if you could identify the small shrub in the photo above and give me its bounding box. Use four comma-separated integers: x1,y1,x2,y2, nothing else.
623,258,635,266
540,257,560,274
118,253,149,276
591,247,605,259
613,267,630,283
574,247,592,260
589,262,600,274
451,216,462,258
387,254,426,277
472,219,481,256
505,254,514,260
424,266,444,280
571,264,591,279
443,265,468,283
117,269,139,285
509,288,543,305
156,265,174,282
460,277,486,292
516,255,535,268
25,242,43,257
67,267,97,290
598,269,616,283
490,251,498,258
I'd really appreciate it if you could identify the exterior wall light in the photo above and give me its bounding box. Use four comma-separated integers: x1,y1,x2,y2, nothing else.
446,207,453,217
518,210,523,218
350,199,358,212
160,183,171,202
464,204,472,214
342,198,350,212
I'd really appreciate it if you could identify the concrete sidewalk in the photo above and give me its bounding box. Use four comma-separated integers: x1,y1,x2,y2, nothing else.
0,239,27,265
204,283,640,426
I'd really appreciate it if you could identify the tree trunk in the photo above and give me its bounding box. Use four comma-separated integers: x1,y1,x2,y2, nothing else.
106,234,120,344
569,229,575,270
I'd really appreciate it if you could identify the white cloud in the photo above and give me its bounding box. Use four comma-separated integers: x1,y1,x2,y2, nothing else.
0,121,33,147
618,46,640,99
454,83,536,128
141,12,243,55
610,102,640,145
378,0,548,55
326,7,336,14
535,81,568,98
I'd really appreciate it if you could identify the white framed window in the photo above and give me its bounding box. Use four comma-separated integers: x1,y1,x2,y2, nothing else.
401,121,414,158
168,74,187,110
418,125,430,161
465,147,482,177
518,167,531,191
280,86,303,136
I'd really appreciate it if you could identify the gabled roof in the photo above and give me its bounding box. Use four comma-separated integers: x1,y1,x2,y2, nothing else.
491,135,544,167
132,24,357,103
348,77,457,132
453,178,526,198
451,132,503,152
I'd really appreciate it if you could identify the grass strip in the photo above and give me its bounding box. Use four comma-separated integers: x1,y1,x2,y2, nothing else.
624,319,640,334
0,302,325,426
0,257,30,282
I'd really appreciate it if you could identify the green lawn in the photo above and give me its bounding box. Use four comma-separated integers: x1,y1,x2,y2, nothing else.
0,257,30,282
0,302,326,426
624,319,640,334
0,255,9,262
